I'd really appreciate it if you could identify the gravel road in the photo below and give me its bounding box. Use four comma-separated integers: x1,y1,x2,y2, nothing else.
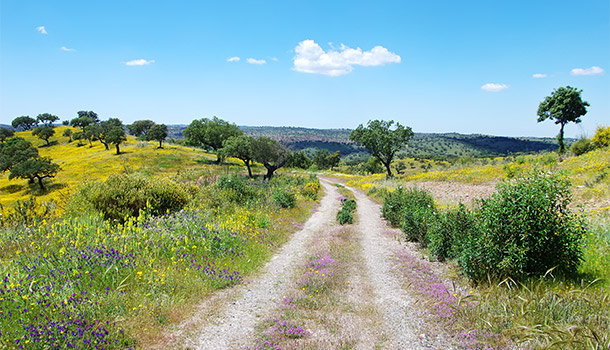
159,178,457,349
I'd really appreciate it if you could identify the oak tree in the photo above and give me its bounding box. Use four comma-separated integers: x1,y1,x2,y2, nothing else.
537,86,589,153
350,119,413,177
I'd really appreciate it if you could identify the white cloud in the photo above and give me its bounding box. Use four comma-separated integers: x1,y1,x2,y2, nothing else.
292,39,401,76
246,58,266,65
227,56,240,62
124,59,155,66
60,46,75,52
571,66,604,76
36,26,47,34
532,73,547,78
270,57,278,62
481,83,509,92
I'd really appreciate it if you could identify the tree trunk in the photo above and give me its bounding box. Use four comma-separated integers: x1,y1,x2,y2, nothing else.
115,144,120,155
45,139,50,146
558,123,566,154
102,141,109,150
264,164,276,181
215,153,222,164
246,161,253,178
36,176,45,190
159,140,163,148
383,160,393,178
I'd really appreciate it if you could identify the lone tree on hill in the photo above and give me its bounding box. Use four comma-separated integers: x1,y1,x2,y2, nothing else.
146,123,168,148
9,157,60,190
222,135,255,177
12,116,37,130
0,128,14,142
252,136,290,181
184,116,243,163
350,119,413,178
36,113,60,127
537,86,589,154
127,120,155,137
32,126,56,146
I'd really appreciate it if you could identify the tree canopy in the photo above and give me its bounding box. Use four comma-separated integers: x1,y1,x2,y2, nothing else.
99,118,124,150
105,124,127,154
146,124,168,148
184,117,243,163
0,137,39,172
9,157,60,190
32,126,56,146
223,135,255,177
127,120,155,137
0,128,14,142
349,119,413,177
12,116,37,130
36,113,60,127
0,136,59,190
537,86,589,153
252,136,290,180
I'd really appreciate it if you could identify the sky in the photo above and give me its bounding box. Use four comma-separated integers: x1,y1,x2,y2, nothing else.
1,0,608,138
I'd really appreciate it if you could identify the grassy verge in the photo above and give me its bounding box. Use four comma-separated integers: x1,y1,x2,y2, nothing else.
0,174,321,349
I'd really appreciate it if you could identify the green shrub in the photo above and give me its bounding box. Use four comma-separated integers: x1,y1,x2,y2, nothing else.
216,174,257,204
459,172,585,282
89,173,190,222
381,187,408,226
337,199,356,225
571,137,592,156
429,204,475,262
272,187,296,208
382,187,436,246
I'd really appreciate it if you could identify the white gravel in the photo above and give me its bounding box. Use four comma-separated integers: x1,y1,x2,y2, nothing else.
349,185,452,349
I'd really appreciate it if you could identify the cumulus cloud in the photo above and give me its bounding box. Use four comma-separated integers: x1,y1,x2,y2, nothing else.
481,83,509,92
246,58,266,65
571,66,604,76
532,73,547,78
124,59,155,66
36,26,47,34
227,56,240,62
292,39,401,76
60,46,75,52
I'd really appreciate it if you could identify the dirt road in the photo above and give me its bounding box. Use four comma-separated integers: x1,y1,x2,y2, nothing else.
158,178,458,349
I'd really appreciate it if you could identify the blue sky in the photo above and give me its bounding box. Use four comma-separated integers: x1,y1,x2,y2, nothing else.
1,0,608,137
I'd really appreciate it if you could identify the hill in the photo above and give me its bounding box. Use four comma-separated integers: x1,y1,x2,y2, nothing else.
168,125,560,159
0,126,222,213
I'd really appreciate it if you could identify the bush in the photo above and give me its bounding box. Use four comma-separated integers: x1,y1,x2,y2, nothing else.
591,125,610,149
216,174,257,204
301,181,320,200
337,199,356,225
89,173,190,222
382,187,436,246
429,204,475,262
571,137,592,156
272,187,296,208
459,172,585,282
